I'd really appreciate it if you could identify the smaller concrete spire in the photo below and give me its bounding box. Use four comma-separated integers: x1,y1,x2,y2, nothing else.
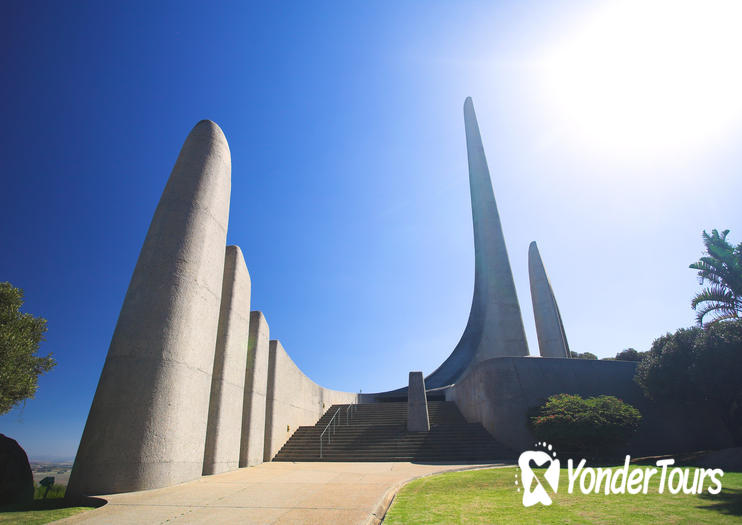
528,241,571,358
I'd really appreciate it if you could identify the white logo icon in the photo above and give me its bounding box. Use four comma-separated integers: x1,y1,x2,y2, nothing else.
517,443,560,507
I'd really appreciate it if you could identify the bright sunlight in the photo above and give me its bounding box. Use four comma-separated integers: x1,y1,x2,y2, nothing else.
539,0,742,156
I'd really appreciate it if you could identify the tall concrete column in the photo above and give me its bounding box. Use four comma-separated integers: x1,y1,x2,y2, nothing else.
263,339,284,462
203,246,252,475
239,311,270,467
67,120,231,497
528,241,570,358
423,97,530,389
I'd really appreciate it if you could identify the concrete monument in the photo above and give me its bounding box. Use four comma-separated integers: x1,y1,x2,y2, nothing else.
372,97,529,400
67,99,728,497
528,241,570,358
67,119,355,498
67,120,231,496
426,97,530,386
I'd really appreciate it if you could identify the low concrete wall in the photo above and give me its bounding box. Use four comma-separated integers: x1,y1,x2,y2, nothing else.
447,356,734,456
263,341,358,460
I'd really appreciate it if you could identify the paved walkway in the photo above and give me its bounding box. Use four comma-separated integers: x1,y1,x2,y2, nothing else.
57,461,509,524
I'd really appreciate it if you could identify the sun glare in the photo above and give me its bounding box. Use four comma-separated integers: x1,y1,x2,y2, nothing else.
539,0,742,156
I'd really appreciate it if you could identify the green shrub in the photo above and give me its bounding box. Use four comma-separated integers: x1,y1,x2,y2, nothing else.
528,394,641,459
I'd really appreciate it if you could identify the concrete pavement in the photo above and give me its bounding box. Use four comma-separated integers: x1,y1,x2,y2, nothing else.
56,461,510,524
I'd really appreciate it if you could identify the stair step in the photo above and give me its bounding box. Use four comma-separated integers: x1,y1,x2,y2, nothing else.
273,401,515,462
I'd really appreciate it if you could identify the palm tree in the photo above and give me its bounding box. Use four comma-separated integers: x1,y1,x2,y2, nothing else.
690,229,742,326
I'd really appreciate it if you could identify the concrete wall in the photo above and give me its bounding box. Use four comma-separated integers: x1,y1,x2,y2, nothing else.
67,120,231,497
203,245,251,475
68,120,361,497
240,311,270,467
448,356,734,456
263,341,358,460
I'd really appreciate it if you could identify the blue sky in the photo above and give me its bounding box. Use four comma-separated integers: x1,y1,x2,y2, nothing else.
2,1,741,460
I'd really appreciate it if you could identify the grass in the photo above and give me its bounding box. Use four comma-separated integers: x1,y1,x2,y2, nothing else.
384,466,742,524
0,485,96,525
33,484,66,500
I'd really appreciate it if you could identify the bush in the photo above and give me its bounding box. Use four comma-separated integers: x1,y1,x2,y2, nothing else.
635,320,742,444
615,348,645,362
570,351,598,360
528,394,642,459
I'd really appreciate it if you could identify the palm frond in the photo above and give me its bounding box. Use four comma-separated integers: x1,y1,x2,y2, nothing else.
694,300,739,326
690,229,742,324
701,310,740,327
691,285,736,309
690,259,726,285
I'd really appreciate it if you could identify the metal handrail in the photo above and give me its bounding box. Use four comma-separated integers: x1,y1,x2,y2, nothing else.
346,400,357,425
319,401,357,458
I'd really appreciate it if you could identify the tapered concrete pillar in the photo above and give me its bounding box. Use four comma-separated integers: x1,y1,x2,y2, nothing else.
239,311,270,467
263,339,284,462
203,246,251,475
67,120,231,497
407,372,430,432
528,242,570,358
423,97,530,389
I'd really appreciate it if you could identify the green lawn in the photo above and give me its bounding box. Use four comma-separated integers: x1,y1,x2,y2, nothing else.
384,466,742,524
0,501,92,525
0,486,96,525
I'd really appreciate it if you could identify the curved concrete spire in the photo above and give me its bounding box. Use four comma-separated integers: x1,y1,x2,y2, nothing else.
373,98,529,399
423,97,529,387
528,241,570,358
67,120,231,496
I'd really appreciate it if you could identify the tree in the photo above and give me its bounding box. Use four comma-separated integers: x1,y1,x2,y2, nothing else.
635,320,742,445
0,282,55,415
615,348,645,362
690,229,742,327
570,351,597,360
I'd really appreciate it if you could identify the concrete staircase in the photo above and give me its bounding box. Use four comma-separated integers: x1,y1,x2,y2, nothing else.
272,401,515,462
